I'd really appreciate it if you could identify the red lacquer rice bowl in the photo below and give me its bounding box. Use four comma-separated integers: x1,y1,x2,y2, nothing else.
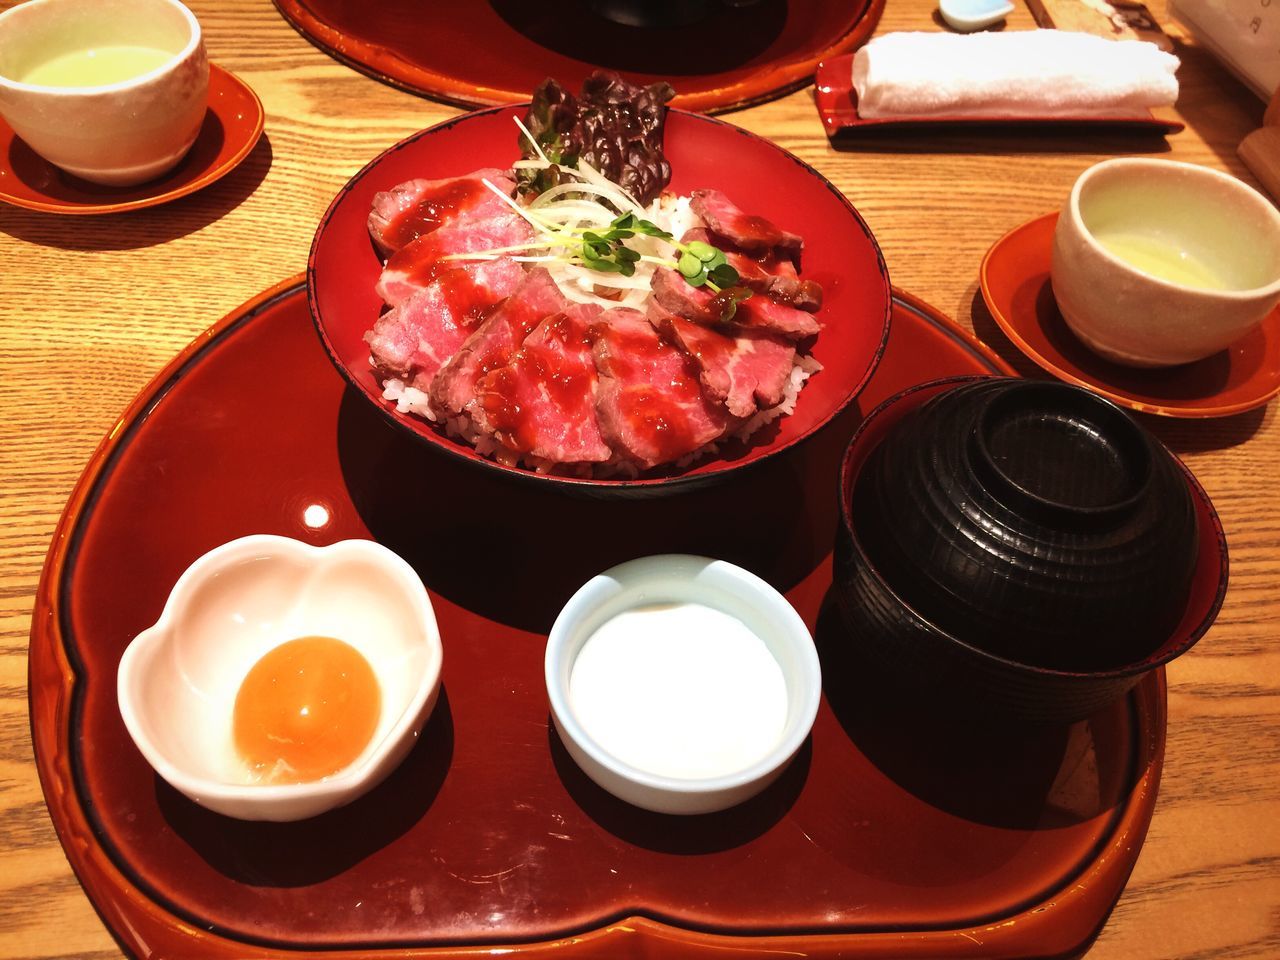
309,105,891,495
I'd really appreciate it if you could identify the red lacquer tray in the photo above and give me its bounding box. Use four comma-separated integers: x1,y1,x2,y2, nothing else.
30,277,1169,959
814,54,1184,138
272,0,883,114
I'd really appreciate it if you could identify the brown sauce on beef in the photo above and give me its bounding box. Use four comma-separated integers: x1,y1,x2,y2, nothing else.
383,179,490,250
604,321,709,462
435,267,501,329
483,315,596,453
727,212,784,248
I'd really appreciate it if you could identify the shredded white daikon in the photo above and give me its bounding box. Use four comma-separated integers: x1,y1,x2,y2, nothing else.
438,121,703,308
477,171,696,308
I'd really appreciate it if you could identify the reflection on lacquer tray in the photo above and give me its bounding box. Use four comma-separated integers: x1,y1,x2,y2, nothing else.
813,598,1133,833
335,386,860,634
547,723,809,853
156,688,454,887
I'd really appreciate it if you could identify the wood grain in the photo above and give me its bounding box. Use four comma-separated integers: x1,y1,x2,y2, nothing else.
1,1,1277,957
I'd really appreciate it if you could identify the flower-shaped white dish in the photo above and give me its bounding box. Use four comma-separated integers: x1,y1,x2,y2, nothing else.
546,555,821,816
117,535,442,822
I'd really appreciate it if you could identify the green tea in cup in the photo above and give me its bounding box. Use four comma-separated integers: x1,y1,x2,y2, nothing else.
21,44,176,87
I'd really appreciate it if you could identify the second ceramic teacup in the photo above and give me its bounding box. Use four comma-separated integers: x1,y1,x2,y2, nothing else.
0,0,208,186
1051,158,1280,367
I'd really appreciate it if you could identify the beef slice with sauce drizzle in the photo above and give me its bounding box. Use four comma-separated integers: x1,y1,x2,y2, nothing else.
690,188,803,265
650,268,821,340
367,169,518,259
428,267,570,424
377,209,534,307
591,308,732,470
474,306,611,464
681,227,822,313
365,257,526,390
648,300,797,419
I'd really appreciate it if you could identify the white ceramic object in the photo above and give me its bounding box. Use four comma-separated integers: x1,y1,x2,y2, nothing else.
545,554,821,816
0,0,208,186
1051,157,1280,367
939,0,1014,33
117,536,443,822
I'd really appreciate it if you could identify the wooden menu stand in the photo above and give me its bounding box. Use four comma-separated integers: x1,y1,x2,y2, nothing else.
1239,87,1280,201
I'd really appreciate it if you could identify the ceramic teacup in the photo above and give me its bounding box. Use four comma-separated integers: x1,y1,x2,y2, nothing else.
1051,158,1280,367
0,0,208,186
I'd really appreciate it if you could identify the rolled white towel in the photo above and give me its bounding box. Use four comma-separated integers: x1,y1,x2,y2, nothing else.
852,30,1179,119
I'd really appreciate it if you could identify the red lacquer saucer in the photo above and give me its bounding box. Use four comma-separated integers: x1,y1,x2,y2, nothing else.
814,54,1183,138
981,213,1280,418
273,0,884,114
31,275,1171,959
0,63,264,215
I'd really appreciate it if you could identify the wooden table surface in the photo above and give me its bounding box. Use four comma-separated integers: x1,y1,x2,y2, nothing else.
1,1,1276,957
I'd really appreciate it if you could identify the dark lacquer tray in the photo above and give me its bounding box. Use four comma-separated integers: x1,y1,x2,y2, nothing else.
272,0,883,114
30,277,1169,959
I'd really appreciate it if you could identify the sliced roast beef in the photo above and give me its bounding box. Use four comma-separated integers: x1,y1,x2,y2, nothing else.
649,301,797,418
591,308,731,469
428,267,570,423
682,227,822,312
734,293,822,340
690,189,803,265
475,307,611,463
650,268,821,340
365,257,525,389
377,210,534,307
738,257,822,312
368,169,518,258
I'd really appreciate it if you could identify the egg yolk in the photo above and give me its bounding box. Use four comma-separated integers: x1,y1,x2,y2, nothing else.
233,636,381,784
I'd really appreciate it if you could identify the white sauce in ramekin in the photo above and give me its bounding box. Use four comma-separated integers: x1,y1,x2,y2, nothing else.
568,601,788,780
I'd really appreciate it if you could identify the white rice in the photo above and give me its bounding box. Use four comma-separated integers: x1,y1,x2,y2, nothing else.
731,354,823,442
383,355,821,478
667,355,823,473
649,193,701,247
381,378,436,421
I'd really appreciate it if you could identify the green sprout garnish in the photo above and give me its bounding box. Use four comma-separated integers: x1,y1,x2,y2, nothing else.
585,212,745,293
442,179,754,321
